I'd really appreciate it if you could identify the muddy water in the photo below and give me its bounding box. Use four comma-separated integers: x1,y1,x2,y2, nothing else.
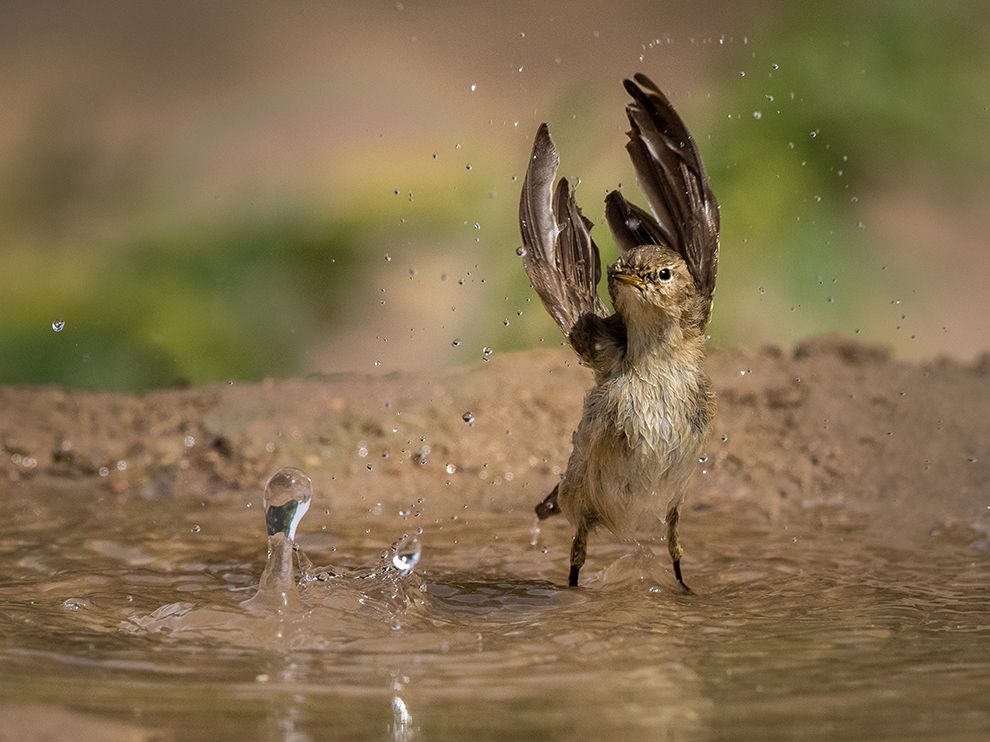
1,479,988,741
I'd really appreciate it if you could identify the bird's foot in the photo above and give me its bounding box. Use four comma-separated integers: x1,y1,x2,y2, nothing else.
673,559,692,594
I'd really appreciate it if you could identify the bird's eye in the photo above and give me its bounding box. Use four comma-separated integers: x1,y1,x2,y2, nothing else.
658,268,673,282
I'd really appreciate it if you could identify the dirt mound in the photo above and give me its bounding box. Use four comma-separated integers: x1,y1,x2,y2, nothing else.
2,335,988,548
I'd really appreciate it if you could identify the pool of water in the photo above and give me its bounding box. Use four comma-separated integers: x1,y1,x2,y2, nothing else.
1,477,988,741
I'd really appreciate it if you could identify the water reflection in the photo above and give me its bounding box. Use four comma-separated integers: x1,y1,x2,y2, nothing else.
390,694,416,742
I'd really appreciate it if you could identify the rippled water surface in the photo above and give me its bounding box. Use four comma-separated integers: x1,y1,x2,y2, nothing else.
1,480,988,741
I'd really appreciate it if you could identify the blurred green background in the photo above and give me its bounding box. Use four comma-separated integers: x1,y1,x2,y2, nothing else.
1,1,988,390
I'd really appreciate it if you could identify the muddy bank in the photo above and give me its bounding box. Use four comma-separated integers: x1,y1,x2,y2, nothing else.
2,336,988,548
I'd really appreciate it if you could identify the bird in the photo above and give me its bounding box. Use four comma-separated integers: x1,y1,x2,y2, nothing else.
518,73,720,590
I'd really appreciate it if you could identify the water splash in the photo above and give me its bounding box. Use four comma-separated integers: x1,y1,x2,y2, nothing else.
243,468,314,611
263,467,312,541
391,535,422,577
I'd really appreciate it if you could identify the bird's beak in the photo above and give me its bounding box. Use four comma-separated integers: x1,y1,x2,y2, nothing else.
613,272,645,289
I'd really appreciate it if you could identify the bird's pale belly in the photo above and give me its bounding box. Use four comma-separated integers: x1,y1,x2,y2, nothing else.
558,373,705,536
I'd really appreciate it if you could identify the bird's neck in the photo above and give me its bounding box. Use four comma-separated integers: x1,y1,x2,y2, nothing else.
623,314,705,372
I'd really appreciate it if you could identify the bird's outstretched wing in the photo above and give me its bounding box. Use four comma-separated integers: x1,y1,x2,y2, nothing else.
519,124,609,336
616,73,720,325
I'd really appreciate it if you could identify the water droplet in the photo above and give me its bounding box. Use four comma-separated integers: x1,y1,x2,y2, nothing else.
482,346,493,361
451,338,461,347
721,434,729,442
473,222,481,230
263,467,313,540
752,111,762,120
469,83,477,92
445,463,456,474
384,253,392,262
516,246,527,257
462,411,475,426
191,524,201,533
183,435,195,448
771,63,780,70
391,534,422,575
51,319,65,333
758,287,766,295
465,164,473,171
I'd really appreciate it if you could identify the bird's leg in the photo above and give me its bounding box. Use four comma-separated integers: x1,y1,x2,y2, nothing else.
666,505,691,592
568,519,589,587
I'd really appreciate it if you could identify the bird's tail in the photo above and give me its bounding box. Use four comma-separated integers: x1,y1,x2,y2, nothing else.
535,484,562,520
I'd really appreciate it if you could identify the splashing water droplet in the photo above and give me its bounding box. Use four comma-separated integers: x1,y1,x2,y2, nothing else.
51,319,65,333
462,411,475,426
263,467,313,540
391,534,421,575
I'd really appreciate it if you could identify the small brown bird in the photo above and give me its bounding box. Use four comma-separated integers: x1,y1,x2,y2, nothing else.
518,74,720,589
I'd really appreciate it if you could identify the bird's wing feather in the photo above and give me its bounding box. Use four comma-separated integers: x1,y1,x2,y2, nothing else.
519,124,610,338
604,190,669,253
621,73,720,324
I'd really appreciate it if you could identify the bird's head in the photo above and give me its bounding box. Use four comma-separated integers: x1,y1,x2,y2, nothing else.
607,245,705,331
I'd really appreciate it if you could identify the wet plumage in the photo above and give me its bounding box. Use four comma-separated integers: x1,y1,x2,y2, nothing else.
518,74,720,588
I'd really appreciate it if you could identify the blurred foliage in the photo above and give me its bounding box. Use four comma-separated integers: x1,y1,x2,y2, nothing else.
1,2,987,390
0,215,366,389
704,2,990,348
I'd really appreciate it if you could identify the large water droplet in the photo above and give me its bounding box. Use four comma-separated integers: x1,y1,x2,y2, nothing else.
263,467,313,540
391,535,421,575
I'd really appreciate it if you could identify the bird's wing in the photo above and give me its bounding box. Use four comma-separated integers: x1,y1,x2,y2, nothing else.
519,124,610,337
620,73,720,325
